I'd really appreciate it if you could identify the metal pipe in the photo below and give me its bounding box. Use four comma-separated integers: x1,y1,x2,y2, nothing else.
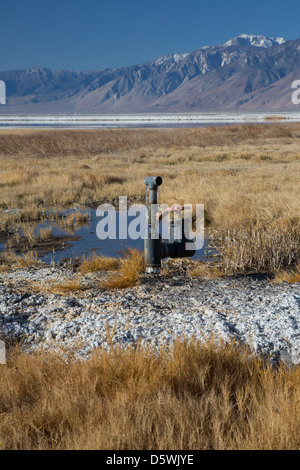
144,176,163,273
144,176,163,189
144,176,196,273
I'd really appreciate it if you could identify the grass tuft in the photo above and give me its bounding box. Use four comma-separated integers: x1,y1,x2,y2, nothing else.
0,250,42,270
103,249,145,289
79,253,120,274
47,277,89,294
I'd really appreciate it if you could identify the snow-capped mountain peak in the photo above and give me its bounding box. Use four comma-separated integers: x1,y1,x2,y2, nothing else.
154,52,190,66
224,34,286,48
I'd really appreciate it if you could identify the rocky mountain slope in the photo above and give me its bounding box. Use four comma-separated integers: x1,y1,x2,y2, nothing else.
1,34,300,113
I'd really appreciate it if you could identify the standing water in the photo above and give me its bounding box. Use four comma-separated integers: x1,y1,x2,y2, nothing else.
0,209,215,264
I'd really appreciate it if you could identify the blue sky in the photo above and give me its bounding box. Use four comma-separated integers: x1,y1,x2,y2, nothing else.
0,0,299,71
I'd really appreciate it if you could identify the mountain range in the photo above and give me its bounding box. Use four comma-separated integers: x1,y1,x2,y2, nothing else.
1,34,300,113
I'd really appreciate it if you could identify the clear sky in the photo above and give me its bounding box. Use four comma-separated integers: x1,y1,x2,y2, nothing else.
0,0,299,71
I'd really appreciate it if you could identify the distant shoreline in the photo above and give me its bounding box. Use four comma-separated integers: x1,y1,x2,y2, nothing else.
1,112,300,129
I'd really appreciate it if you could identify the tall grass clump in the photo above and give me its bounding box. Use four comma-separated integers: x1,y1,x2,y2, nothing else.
213,221,300,274
103,249,145,289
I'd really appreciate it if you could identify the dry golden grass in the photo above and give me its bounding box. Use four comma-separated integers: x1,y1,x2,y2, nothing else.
0,250,43,270
0,124,296,158
103,249,145,289
1,124,300,273
31,250,144,294
61,210,92,228
42,276,89,295
0,338,299,450
264,116,288,121
274,263,300,284
187,262,224,279
38,227,53,241
0,124,299,218
212,223,300,274
79,252,120,274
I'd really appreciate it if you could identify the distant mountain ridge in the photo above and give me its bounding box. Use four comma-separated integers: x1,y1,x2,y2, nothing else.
223,34,286,48
1,34,300,113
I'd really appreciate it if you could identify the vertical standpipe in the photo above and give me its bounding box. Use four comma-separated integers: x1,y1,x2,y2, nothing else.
144,176,163,273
